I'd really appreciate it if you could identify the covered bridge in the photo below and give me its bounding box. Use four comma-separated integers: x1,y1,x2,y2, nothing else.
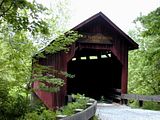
33,12,138,109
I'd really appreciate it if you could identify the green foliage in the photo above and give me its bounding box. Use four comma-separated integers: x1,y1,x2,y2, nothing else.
32,63,65,93
90,115,101,120
22,112,40,120
57,94,89,116
72,93,88,100
61,71,75,79
0,24,35,96
0,0,49,35
38,78,64,93
136,7,160,36
129,100,160,110
0,77,9,102
129,7,160,96
0,94,30,120
44,31,81,54
23,109,56,120
142,101,160,110
0,23,36,119
129,38,160,95
0,0,80,119
23,94,89,120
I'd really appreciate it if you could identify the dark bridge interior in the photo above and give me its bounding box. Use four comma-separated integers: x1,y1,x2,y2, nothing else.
67,49,122,101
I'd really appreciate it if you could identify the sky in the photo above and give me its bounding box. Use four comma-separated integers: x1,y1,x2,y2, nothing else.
36,0,160,33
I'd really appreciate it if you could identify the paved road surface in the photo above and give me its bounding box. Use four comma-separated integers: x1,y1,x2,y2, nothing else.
96,103,160,120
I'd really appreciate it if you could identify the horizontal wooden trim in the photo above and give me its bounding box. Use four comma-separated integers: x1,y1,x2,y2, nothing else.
77,33,113,44
121,94,160,102
77,40,112,44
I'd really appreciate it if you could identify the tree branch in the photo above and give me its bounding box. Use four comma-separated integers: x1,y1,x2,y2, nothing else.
0,1,14,18
0,0,5,9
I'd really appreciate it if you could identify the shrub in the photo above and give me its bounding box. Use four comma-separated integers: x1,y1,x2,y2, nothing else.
0,94,30,120
57,94,89,116
142,101,160,110
21,112,40,120
22,109,56,120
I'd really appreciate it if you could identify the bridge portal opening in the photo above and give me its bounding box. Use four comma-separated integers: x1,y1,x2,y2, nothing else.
67,49,122,101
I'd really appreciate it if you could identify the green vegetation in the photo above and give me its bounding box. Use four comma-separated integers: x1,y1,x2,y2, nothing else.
0,0,80,119
0,0,160,119
129,100,160,111
22,109,57,120
90,115,101,120
22,94,91,120
56,94,89,116
128,7,160,110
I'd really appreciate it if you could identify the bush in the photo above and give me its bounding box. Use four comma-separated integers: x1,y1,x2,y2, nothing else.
22,112,40,120
57,94,89,116
0,94,30,120
142,101,160,110
23,110,56,120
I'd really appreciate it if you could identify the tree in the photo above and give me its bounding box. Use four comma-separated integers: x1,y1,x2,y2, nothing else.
0,0,50,35
0,0,80,119
137,7,160,37
128,7,160,95
0,0,79,94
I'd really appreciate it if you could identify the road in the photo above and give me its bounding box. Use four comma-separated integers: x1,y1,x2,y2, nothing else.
96,103,160,120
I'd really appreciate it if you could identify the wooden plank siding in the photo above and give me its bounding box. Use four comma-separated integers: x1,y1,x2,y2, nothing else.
33,44,76,109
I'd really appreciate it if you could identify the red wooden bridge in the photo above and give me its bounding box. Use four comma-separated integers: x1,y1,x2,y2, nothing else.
33,12,138,109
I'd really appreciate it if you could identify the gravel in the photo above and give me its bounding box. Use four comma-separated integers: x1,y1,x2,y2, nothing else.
96,103,160,120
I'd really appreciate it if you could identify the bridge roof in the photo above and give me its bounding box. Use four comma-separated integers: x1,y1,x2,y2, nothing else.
72,12,138,50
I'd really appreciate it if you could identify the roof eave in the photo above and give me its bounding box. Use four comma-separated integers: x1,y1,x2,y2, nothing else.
71,12,138,50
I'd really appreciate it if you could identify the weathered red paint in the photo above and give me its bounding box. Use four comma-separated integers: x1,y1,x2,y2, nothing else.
33,12,138,109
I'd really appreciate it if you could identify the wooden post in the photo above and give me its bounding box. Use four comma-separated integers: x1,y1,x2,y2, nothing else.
121,50,128,94
139,100,143,107
121,49,128,105
121,99,128,105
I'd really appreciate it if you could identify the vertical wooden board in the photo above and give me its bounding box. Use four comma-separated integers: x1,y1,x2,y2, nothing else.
33,81,56,109
110,37,128,94
121,42,128,94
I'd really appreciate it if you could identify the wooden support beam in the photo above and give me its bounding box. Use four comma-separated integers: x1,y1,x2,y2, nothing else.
139,100,143,107
121,94,160,102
